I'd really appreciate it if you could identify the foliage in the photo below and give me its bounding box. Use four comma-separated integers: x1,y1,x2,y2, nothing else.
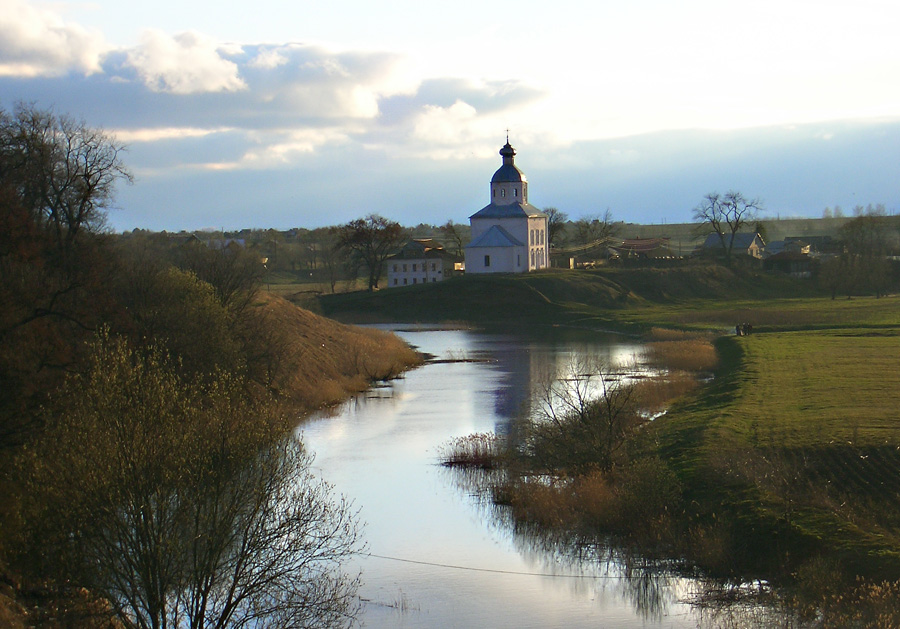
20,332,363,628
335,214,405,290
0,103,129,450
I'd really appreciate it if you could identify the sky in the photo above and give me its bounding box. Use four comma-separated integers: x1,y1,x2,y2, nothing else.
1,0,899,232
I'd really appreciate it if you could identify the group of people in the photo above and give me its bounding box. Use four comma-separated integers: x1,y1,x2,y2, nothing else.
735,323,754,336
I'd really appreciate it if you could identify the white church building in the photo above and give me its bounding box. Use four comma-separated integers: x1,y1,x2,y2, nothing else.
464,140,549,274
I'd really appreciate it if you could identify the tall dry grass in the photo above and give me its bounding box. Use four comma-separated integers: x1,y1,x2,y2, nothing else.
645,332,719,374
251,293,421,411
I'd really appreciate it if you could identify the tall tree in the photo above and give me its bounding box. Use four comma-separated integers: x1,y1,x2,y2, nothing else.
693,191,762,263
336,214,405,290
838,207,895,297
438,220,467,258
543,207,569,248
572,209,617,247
0,103,131,250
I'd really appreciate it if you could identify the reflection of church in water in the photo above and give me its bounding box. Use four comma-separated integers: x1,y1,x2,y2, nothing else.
474,331,645,434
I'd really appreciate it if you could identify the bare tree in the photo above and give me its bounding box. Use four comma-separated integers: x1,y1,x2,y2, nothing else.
543,207,569,248
525,359,642,474
438,220,467,258
693,191,762,264
572,209,617,247
336,214,405,290
0,102,132,250
174,241,265,317
23,332,363,629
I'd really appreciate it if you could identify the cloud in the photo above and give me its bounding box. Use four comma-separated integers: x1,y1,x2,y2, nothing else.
125,29,246,94
0,0,107,76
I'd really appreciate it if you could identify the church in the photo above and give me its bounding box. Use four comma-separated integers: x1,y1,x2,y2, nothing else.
464,139,549,274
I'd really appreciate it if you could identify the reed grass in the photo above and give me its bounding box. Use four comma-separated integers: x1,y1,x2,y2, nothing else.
438,433,503,470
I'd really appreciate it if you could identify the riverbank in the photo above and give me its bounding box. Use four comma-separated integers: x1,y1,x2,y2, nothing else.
317,267,900,602
0,294,422,628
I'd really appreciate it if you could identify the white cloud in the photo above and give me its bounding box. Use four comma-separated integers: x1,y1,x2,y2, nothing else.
126,29,246,94
248,47,288,69
0,0,107,76
110,126,232,143
413,100,478,147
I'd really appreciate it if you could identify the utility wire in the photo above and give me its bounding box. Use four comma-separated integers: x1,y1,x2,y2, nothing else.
362,552,623,580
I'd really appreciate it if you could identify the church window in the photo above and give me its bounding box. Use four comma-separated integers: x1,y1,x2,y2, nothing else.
531,250,535,267
530,230,534,245
501,189,506,198
484,255,491,267
514,188,517,197
517,254,521,266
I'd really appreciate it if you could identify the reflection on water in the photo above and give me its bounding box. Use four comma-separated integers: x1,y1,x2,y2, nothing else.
300,326,774,628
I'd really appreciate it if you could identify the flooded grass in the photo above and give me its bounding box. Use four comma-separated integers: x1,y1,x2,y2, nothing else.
438,433,504,470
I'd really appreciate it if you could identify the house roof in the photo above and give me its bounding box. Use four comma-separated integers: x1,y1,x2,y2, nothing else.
701,232,764,250
469,201,546,220
465,225,525,249
391,239,459,261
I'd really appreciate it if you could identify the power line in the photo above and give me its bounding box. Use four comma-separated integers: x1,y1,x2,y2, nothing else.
362,552,621,580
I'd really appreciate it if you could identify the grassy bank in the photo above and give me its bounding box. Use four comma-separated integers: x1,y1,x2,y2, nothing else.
324,265,900,585
651,319,900,578
315,264,819,329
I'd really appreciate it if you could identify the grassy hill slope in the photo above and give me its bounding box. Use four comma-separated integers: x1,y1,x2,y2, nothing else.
317,264,820,329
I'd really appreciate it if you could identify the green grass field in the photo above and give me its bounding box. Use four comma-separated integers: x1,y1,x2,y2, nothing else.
650,298,900,578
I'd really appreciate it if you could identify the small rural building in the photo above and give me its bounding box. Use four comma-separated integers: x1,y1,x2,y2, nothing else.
387,239,459,287
700,232,766,259
464,140,549,274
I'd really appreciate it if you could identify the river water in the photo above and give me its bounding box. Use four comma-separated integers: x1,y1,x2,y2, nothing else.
301,325,706,628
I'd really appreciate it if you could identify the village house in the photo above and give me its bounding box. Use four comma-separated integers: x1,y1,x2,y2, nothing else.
387,239,459,287
464,140,549,274
700,232,766,259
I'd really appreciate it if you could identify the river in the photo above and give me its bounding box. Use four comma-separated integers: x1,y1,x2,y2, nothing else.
301,325,707,628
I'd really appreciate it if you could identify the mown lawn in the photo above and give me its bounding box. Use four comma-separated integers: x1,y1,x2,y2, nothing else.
732,328,900,447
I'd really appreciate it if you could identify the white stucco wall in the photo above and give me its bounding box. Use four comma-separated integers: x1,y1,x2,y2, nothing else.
464,245,525,274
387,257,449,287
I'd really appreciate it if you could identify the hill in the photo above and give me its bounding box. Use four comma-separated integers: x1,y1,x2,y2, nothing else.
317,264,821,329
